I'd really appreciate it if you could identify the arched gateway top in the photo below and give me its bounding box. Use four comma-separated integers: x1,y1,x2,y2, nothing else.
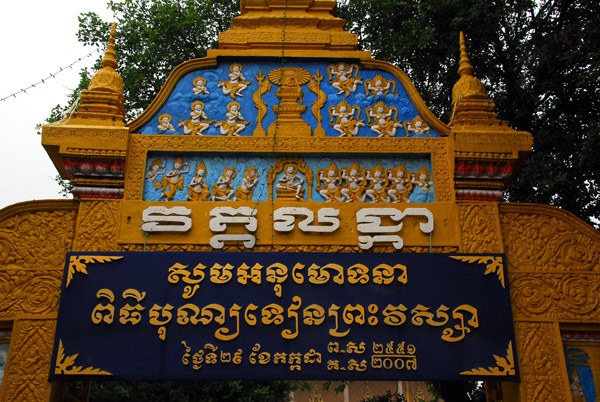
24,3,600,402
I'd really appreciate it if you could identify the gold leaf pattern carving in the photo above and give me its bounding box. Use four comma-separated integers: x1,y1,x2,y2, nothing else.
515,322,568,402
450,255,505,288
458,203,502,253
509,272,600,320
1,320,56,401
74,201,122,251
460,341,514,376
55,339,112,375
500,204,600,272
0,202,77,270
66,255,123,287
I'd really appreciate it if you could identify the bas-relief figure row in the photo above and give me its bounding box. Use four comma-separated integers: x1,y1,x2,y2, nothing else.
138,62,437,138
144,156,434,203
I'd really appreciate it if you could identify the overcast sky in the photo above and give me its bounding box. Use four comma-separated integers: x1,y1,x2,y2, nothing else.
0,1,113,210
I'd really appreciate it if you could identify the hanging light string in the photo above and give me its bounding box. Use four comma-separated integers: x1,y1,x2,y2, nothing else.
0,49,101,102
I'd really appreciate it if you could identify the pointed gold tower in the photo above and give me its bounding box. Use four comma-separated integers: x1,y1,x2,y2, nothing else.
450,32,532,201
42,23,128,200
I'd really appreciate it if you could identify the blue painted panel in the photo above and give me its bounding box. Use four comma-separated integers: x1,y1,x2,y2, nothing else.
50,252,518,381
143,153,434,202
135,60,440,138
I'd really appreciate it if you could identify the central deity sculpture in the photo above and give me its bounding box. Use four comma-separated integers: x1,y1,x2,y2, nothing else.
267,67,312,137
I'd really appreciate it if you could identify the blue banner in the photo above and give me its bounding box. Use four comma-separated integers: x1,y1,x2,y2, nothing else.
50,252,518,381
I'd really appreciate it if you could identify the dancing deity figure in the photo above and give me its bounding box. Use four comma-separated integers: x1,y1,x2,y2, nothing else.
212,167,237,201
178,101,213,135
192,76,210,95
215,102,250,136
157,114,176,133
236,166,259,201
186,162,211,201
387,164,412,202
146,158,165,189
329,100,365,137
277,164,305,200
341,163,367,202
328,62,363,97
317,163,348,202
160,157,189,201
218,63,251,99
365,164,391,202
367,102,402,137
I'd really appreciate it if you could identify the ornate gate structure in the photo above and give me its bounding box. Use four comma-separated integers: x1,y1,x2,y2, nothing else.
0,1,598,401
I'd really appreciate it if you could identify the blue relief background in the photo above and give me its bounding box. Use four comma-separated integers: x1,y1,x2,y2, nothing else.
143,153,435,203
135,59,441,138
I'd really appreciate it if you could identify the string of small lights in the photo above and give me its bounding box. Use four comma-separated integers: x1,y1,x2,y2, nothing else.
0,49,100,102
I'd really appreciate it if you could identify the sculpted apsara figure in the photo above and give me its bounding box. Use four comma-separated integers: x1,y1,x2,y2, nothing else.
212,167,237,201
236,166,259,201
404,115,430,136
178,101,213,135
215,101,250,136
277,163,305,200
387,164,412,202
367,102,402,137
364,75,397,97
328,62,363,97
341,162,367,202
186,162,211,201
157,114,176,133
329,100,365,137
192,76,210,95
317,163,348,202
146,158,165,189
365,164,391,202
160,157,190,201
218,63,251,99
412,166,433,192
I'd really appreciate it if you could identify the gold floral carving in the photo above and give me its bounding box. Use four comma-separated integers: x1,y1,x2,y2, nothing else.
66,255,124,287
460,341,515,375
458,203,503,253
0,319,56,402
450,255,505,288
515,322,569,402
74,201,123,251
0,271,62,317
125,135,451,201
43,125,128,139
54,340,112,375
509,272,600,320
0,201,77,270
500,204,600,272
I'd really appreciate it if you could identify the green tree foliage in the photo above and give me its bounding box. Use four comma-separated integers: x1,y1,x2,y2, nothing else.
77,0,240,119
337,0,600,227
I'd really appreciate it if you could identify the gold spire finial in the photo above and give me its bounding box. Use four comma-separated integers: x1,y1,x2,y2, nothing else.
101,23,118,70
458,31,474,77
449,31,510,130
87,23,123,95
